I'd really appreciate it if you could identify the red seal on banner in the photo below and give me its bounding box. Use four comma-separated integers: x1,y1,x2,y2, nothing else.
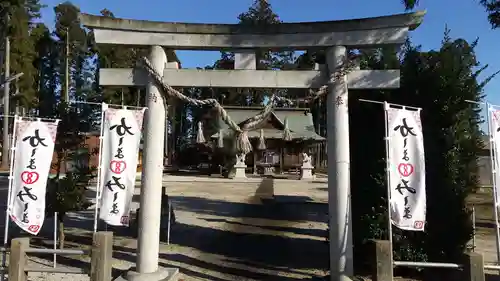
397,163,414,177
414,221,424,229
21,171,39,184
110,160,127,174
28,225,40,233
120,216,129,225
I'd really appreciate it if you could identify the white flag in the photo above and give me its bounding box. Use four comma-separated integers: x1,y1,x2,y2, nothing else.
9,118,58,235
387,107,426,231
99,106,145,226
489,108,500,207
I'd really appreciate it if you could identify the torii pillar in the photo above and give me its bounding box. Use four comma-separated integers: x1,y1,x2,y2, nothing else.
326,46,353,280
127,46,179,280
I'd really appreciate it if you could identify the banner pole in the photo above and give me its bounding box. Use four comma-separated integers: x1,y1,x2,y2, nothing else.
472,205,476,252
1,115,18,281
486,103,500,263
383,102,394,253
167,201,171,245
93,103,107,233
53,211,57,268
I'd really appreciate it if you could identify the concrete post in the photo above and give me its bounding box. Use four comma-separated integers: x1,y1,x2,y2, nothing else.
8,238,29,281
90,231,113,281
371,240,393,281
326,45,353,281
138,45,167,274
463,252,484,281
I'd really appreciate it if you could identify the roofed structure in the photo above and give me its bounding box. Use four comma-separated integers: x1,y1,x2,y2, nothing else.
210,106,324,141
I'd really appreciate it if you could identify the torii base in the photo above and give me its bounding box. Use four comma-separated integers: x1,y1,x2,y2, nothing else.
115,268,180,281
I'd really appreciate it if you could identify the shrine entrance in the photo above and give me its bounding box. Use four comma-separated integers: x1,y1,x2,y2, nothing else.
81,10,424,281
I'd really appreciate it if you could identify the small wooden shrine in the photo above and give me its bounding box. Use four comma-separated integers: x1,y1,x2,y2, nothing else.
209,106,325,175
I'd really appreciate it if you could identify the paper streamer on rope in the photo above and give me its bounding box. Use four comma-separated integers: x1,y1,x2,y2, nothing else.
283,118,293,141
196,121,205,143
217,129,224,148
258,129,266,150
386,106,426,231
139,56,276,155
9,118,59,235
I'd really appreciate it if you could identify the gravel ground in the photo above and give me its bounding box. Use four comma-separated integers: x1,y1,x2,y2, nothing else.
2,180,498,281
1,179,331,281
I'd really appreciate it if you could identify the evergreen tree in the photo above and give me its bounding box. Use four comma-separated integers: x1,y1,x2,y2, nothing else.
41,1,96,248
480,0,500,28
92,8,147,106
3,0,43,111
31,22,58,117
212,0,296,106
348,30,492,278
53,1,88,102
45,104,93,248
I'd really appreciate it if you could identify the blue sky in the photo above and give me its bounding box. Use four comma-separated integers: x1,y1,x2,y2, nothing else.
40,0,500,106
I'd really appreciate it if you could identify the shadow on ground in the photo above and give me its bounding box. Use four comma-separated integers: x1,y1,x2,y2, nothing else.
1,178,330,280
487,274,500,281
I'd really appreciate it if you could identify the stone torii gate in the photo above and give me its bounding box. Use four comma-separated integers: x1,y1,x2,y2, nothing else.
80,11,424,281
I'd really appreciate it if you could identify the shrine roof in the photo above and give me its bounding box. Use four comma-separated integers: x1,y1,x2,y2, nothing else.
211,107,324,141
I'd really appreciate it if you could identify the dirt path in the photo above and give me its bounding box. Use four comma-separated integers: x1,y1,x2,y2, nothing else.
3,179,497,280
3,178,331,280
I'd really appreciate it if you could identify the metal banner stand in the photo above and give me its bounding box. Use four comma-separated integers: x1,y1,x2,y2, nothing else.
93,103,108,233
1,115,18,281
383,102,394,259
167,201,171,245
53,212,57,268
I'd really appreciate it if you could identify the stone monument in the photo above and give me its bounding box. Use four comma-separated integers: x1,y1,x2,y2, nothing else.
234,153,247,179
301,152,314,180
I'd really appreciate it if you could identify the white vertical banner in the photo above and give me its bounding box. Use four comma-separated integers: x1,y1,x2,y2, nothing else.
9,118,59,235
99,107,145,226
487,105,500,263
387,107,426,231
489,108,500,207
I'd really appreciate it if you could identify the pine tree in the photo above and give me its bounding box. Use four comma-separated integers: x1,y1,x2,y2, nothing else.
348,30,493,277
480,0,500,28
